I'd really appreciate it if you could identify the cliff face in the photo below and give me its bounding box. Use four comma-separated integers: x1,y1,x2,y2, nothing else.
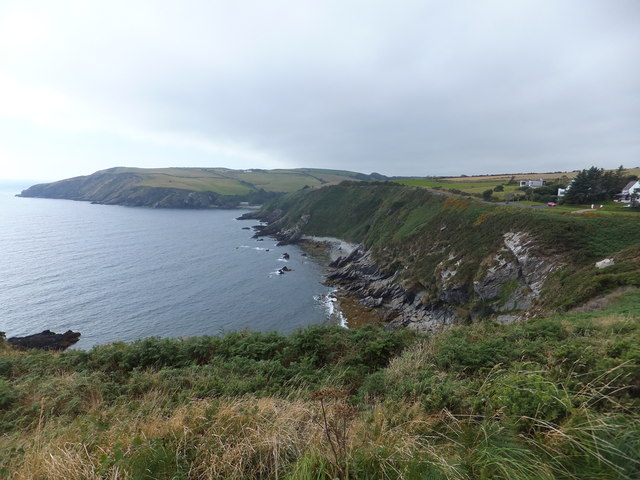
247,182,640,331
19,172,140,202
323,232,563,332
18,172,231,209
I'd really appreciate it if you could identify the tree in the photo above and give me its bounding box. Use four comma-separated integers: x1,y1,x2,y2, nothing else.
564,167,608,204
482,189,494,200
602,165,630,197
531,184,562,203
494,185,504,192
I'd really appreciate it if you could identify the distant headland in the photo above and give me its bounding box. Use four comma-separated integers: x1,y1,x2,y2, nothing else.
16,166,387,208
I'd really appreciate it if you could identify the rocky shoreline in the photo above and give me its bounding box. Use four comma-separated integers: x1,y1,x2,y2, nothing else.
239,209,566,333
325,247,458,332
239,210,458,332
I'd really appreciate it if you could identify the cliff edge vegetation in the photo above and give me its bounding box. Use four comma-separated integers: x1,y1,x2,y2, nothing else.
251,182,640,329
1,291,639,478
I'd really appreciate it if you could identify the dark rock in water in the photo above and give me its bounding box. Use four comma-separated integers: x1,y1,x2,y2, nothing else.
256,238,264,241
301,253,307,257
241,227,251,230
282,253,290,260
277,266,292,274
237,209,284,224
8,330,81,351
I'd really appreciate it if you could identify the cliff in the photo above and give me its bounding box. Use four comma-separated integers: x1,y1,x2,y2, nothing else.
246,182,640,330
17,167,386,208
3,182,639,478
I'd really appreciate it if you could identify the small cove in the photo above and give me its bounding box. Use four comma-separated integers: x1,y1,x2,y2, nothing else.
0,192,340,348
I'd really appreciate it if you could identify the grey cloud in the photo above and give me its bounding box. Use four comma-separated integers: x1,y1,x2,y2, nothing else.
2,0,639,177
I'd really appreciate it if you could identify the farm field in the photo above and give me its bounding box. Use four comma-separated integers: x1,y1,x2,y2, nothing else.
394,177,524,200
102,167,372,194
395,167,640,206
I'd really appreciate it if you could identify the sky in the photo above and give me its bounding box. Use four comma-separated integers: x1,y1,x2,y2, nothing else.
0,0,638,182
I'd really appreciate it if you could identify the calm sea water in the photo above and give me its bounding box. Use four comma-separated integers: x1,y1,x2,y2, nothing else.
0,188,336,349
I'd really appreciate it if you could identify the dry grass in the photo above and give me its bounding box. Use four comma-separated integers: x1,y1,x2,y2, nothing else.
7,396,322,479
6,388,638,479
3,392,476,479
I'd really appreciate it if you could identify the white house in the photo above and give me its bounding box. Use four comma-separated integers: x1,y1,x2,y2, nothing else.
557,179,575,197
519,179,545,188
615,180,640,202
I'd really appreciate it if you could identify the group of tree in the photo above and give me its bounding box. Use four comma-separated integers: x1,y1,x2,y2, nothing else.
474,166,636,204
564,166,635,204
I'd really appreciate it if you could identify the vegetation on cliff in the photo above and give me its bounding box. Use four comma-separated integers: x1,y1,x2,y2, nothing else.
259,182,640,316
1,290,639,478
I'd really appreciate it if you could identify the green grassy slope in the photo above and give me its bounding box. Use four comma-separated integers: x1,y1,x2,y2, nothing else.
263,182,640,310
1,291,639,478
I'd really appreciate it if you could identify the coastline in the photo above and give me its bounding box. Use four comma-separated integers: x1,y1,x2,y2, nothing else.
296,236,384,329
241,209,422,331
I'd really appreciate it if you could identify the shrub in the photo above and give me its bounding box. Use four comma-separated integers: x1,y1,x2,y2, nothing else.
0,379,16,410
483,369,570,430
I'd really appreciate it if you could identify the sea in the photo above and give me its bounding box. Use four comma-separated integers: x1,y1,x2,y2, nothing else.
0,184,340,349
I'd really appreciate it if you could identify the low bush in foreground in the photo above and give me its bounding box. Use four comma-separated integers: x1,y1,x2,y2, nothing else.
1,291,639,479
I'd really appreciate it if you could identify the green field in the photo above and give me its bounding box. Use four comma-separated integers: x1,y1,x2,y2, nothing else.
394,177,525,200
394,168,640,209
100,167,372,195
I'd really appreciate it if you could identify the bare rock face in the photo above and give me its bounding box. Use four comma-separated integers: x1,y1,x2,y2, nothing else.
8,330,81,351
474,232,563,317
325,231,564,331
326,249,457,333
595,258,615,269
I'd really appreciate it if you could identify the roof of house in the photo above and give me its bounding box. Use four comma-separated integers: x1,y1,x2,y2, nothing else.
623,180,638,191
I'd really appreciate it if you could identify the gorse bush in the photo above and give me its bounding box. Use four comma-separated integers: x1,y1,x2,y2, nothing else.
0,379,16,410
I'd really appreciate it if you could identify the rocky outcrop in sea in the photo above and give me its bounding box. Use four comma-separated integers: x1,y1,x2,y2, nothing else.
8,330,81,351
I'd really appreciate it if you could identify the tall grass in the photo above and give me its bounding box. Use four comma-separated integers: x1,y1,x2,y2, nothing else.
1,292,639,478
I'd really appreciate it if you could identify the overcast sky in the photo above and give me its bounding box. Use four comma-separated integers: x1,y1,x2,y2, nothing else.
0,0,638,182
